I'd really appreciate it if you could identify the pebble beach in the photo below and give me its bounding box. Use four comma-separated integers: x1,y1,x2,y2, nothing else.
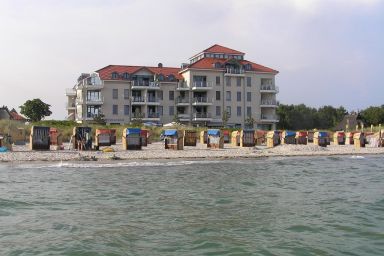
1,142,383,163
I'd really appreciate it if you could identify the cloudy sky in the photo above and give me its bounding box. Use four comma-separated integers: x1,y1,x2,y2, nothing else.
0,0,383,119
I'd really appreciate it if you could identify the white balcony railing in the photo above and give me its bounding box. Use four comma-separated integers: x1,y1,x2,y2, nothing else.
192,97,212,104
260,85,279,93
193,113,212,119
260,115,279,122
176,97,190,104
86,97,104,104
177,82,189,90
66,89,76,96
260,100,278,106
192,81,213,90
225,68,245,75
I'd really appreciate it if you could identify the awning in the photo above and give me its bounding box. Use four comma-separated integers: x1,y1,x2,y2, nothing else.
126,128,141,135
284,131,296,137
164,129,177,136
318,132,328,137
207,129,220,136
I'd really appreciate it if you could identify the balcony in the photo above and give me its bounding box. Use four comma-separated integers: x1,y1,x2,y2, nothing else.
66,89,76,96
132,81,160,90
66,103,76,110
260,114,279,123
191,81,213,90
193,112,212,121
225,68,245,76
177,82,189,91
260,85,279,93
177,113,190,121
192,97,213,106
176,97,190,106
260,100,279,108
144,113,161,121
147,97,161,105
84,82,103,90
132,96,146,105
86,97,104,105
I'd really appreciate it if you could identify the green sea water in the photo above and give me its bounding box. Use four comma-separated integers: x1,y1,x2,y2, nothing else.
0,156,383,255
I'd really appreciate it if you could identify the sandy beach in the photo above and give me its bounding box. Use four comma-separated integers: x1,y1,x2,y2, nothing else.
1,142,383,163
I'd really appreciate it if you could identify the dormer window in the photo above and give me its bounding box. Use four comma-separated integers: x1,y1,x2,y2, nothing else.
122,72,129,79
214,62,222,68
111,72,119,79
244,64,252,71
168,74,175,81
158,74,164,81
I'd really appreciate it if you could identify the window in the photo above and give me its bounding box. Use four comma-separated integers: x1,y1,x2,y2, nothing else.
247,107,252,117
226,77,231,86
216,91,221,101
246,77,251,87
158,74,164,81
214,62,221,68
237,106,242,117
244,64,252,71
237,91,241,102
87,105,101,117
124,89,129,99
226,106,231,117
159,106,163,116
169,91,174,100
226,91,231,101
87,90,101,101
237,77,241,87
124,105,130,115
158,91,163,100
216,106,221,116
216,76,220,85
111,72,119,79
113,105,118,115
168,74,175,81
247,92,251,102
122,72,129,79
112,89,118,99
169,106,174,116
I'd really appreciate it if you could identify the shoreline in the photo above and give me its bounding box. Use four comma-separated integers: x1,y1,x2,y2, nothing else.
1,142,383,164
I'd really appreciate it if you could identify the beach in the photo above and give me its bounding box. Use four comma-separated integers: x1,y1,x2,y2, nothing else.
1,142,383,163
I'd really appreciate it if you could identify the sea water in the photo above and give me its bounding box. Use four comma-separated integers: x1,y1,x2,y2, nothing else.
0,156,383,256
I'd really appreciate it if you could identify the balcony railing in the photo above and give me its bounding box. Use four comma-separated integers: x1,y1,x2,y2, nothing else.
177,113,190,120
65,89,76,96
260,85,279,93
260,115,279,122
66,103,76,109
86,97,104,104
147,97,160,103
192,81,213,89
176,97,190,104
147,113,160,118
132,81,159,88
193,113,212,119
260,100,278,106
192,97,212,104
177,82,189,90
225,68,245,75
132,96,145,103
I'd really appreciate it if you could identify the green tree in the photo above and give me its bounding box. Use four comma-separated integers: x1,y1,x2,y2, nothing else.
360,106,384,125
245,116,255,129
93,113,106,125
20,98,52,122
222,110,229,127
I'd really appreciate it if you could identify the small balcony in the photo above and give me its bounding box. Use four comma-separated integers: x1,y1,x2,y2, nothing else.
260,114,279,123
260,100,279,108
225,68,245,76
86,97,104,105
177,82,189,91
84,82,103,90
191,81,213,90
147,97,161,105
132,81,160,90
144,113,161,121
177,113,190,121
132,96,146,105
65,89,76,96
193,112,212,121
192,97,213,106
66,103,76,110
260,85,279,93
176,97,190,106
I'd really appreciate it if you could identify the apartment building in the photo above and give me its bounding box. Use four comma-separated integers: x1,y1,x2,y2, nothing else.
66,44,279,129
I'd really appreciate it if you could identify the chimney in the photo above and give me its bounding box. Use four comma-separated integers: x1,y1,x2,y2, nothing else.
158,63,163,68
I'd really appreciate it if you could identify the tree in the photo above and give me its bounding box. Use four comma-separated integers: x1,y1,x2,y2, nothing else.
245,116,255,129
360,106,384,125
222,110,229,127
93,113,106,125
20,98,52,122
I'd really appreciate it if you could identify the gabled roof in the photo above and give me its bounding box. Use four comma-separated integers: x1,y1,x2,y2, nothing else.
10,109,26,121
96,65,182,80
183,58,278,74
203,44,245,55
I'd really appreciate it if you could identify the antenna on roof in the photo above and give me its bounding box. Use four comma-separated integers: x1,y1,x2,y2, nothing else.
158,63,163,68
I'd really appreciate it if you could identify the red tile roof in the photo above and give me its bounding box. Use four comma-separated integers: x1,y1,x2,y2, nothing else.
96,65,182,81
10,111,26,121
203,44,245,55
184,58,278,73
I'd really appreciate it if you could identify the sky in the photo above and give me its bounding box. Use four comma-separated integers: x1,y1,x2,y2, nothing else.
0,0,383,119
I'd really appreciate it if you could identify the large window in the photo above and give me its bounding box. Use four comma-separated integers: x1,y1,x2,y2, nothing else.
112,89,118,99
226,91,231,101
216,76,220,85
124,89,129,99
237,77,241,87
169,91,174,101
169,106,174,116
124,105,129,115
247,107,252,117
86,91,101,101
216,106,221,116
237,106,242,117
226,106,231,117
226,77,231,86
216,91,221,101
246,77,252,87
86,105,101,117
112,105,118,115
237,91,241,102
247,92,252,102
